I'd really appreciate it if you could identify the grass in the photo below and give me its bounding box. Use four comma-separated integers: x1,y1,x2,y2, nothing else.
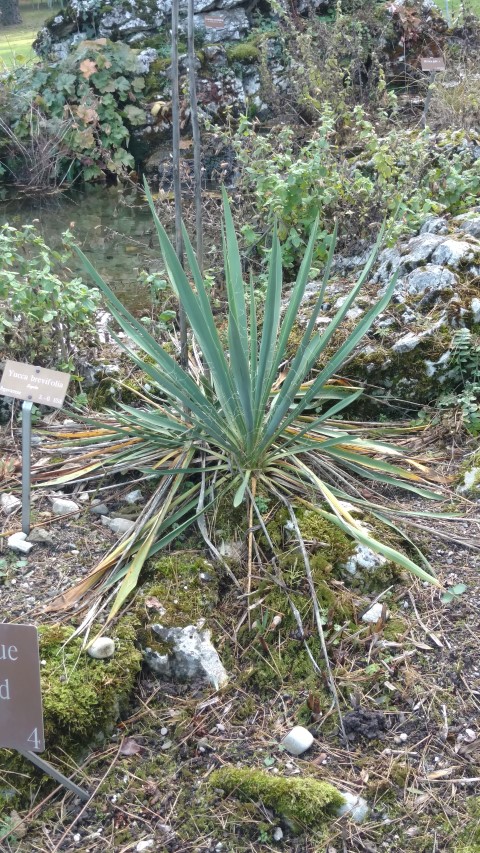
0,6,58,69
436,0,480,18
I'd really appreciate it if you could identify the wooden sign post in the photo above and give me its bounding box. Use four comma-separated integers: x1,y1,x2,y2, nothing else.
0,623,89,801
0,360,70,534
421,56,446,128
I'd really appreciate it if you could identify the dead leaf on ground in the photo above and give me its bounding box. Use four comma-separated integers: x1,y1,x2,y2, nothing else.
120,737,143,756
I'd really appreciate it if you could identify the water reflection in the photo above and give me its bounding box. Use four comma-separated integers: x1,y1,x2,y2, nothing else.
0,183,164,312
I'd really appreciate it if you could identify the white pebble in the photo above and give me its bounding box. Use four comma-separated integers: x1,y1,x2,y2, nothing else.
87,637,115,659
136,841,154,852
281,725,314,756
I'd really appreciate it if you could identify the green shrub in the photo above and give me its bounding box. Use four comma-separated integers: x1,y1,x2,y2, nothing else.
0,39,146,184
227,110,480,269
0,223,100,368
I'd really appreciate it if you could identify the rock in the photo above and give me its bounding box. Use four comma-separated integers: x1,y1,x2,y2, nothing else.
342,544,386,575
281,725,314,756
88,637,116,659
51,497,80,516
124,489,144,505
7,532,34,554
431,239,474,268
391,319,444,354
472,298,480,323
362,602,389,624
402,234,445,269
337,791,369,823
136,47,158,74
193,8,250,42
404,265,456,295
419,216,448,235
90,503,110,516
26,527,52,544
136,841,155,853
144,621,229,689
454,216,480,240
0,493,21,515
102,516,135,535
273,827,284,841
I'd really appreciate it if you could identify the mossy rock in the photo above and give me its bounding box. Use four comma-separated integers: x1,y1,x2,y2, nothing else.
0,620,141,811
210,766,344,828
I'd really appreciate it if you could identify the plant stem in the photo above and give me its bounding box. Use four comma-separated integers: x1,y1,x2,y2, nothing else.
171,0,188,370
187,0,203,274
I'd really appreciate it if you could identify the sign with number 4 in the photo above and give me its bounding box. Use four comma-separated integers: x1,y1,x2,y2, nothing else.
0,624,45,752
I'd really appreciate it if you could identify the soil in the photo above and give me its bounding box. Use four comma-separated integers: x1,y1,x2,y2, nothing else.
1,416,480,853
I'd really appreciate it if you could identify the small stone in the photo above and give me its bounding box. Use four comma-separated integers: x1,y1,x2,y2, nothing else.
7,532,34,554
431,239,474,268
87,637,115,659
471,298,480,323
90,503,110,516
145,622,229,689
124,489,144,505
337,791,369,823
362,602,389,624
161,739,173,750
281,725,314,756
160,727,168,736
102,516,135,535
51,497,80,516
136,841,154,852
399,732,408,742
26,527,52,545
273,827,284,841
1,493,21,515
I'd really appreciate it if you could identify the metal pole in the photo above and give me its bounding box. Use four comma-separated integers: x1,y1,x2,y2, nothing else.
21,400,33,536
445,0,450,25
18,749,90,802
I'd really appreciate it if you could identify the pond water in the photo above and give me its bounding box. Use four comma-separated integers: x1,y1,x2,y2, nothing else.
0,183,165,312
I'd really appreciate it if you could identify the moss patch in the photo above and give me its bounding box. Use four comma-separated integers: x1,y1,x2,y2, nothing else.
137,553,219,631
210,766,344,828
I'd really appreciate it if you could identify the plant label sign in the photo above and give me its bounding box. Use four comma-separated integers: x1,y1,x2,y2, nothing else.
204,13,226,28
421,57,445,72
0,360,70,408
0,623,45,752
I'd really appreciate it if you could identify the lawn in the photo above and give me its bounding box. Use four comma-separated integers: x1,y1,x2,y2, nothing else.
436,0,480,18
0,6,56,69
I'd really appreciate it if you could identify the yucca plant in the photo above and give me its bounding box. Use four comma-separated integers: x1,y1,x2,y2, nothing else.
41,181,445,632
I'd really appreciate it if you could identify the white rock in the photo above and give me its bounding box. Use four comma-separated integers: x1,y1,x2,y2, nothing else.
1,493,21,515
145,621,229,689
124,489,144,505
471,297,480,323
337,791,369,823
87,637,116,659
273,827,284,841
281,725,314,756
51,498,80,516
136,841,154,853
343,544,386,575
7,532,34,554
102,516,135,535
362,602,389,624
431,239,474,268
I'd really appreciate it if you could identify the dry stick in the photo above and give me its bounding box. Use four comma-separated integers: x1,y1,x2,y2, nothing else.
171,0,188,370
187,0,203,273
246,476,257,626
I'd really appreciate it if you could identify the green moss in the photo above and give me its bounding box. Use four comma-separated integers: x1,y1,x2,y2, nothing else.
137,554,219,631
454,798,480,852
226,42,261,63
298,509,354,564
210,767,344,828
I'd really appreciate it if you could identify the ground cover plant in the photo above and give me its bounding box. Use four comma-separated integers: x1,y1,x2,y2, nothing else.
37,182,449,640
